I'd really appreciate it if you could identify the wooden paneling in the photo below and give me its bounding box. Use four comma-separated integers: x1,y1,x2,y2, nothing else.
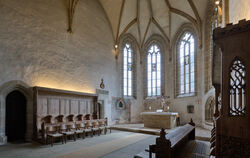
37,97,48,116
33,86,98,139
79,101,86,114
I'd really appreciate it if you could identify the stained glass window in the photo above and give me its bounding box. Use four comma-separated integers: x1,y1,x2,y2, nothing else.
147,44,161,97
177,32,195,96
123,43,133,96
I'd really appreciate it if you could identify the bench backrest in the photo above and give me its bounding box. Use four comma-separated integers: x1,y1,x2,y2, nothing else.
166,124,194,148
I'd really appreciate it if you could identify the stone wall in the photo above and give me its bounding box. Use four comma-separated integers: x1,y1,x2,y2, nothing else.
0,0,118,144
117,27,210,126
0,0,233,144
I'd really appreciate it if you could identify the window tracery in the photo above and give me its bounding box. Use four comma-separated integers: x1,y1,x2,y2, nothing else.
147,44,161,97
123,43,133,97
176,32,196,96
229,59,246,116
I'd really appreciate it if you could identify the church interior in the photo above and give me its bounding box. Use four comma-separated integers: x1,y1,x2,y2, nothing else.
0,0,249,157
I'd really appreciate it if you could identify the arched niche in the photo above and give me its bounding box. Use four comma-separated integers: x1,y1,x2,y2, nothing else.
205,96,215,124
0,80,33,145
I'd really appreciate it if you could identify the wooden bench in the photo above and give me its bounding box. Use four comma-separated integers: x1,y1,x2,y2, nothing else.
134,119,195,158
149,120,195,158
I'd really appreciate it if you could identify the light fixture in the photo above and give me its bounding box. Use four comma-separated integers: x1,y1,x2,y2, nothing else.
215,0,220,5
114,44,118,59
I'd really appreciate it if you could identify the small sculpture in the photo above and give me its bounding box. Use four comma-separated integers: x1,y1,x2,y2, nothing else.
100,78,105,89
161,93,171,112
161,95,165,110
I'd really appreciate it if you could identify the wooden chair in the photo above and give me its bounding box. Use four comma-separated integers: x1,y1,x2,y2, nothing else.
66,114,75,122
92,120,101,136
68,123,85,139
55,115,64,125
98,119,107,134
104,118,111,133
46,125,64,147
59,123,76,143
85,120,94,137
42,115,53,124
84,114,92,120
75,114,83,123
76,122,86,139
41,115,54,142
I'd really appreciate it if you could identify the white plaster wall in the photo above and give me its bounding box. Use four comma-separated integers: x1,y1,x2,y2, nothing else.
229,0,250,24
0,0,119,140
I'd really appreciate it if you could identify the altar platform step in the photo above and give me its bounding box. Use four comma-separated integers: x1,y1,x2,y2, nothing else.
111,123,211,141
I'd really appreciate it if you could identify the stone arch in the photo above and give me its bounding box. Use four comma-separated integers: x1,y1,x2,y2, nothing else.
0,80,33,145
172,23,199,52
205,96,215,123
119,33,140,56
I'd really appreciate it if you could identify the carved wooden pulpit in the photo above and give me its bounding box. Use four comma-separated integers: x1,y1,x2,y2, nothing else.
212,19,250,157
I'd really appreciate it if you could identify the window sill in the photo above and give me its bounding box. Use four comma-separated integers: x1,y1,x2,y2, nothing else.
176,93,196,98
145,96,161,100
123,96,136,100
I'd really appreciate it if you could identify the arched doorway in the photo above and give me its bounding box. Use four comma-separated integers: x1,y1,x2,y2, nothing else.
5,90,27,142
97,100,104,119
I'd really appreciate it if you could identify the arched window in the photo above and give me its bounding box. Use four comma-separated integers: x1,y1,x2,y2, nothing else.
147,44,161,97
177,32,195,96
123,43,133,96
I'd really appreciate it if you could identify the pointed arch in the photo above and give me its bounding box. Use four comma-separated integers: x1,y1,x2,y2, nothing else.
143,34,168,98
173,24,198,97
0,80,33,145
119,34,139,98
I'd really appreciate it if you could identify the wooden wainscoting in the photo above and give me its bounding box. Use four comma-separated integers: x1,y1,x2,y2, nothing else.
33,86,98,140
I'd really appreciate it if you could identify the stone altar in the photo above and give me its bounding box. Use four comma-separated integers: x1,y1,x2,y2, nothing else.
141,112,178,129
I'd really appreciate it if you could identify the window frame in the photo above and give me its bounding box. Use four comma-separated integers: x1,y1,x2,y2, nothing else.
146,43,162,98
120,34,138,99
176,31,197,98
122,43,133,97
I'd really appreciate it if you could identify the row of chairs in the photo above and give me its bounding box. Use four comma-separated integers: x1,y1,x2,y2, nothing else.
41,118,111,146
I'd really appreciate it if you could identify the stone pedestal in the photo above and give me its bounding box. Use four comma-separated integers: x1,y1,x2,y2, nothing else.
141,112,178,129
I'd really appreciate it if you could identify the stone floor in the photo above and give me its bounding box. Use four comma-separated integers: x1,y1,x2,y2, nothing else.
0,128,211,158
0,130,135,158
111,123,211,141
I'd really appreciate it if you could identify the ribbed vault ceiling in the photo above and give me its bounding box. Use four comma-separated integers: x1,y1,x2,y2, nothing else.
99,0,208,47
